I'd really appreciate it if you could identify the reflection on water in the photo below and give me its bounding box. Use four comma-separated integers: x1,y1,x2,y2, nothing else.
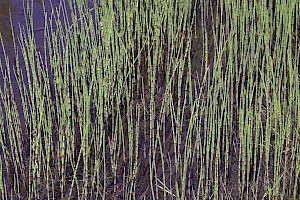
0,0,60,134
0,0,97,134
0,1,14,56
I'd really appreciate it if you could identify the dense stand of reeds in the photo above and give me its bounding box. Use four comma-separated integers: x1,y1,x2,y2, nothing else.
0,0,299,199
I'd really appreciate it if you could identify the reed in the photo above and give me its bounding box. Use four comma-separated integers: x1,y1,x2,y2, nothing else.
0,0,299,199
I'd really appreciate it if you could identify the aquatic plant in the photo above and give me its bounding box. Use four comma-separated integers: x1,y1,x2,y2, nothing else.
0,0,299,199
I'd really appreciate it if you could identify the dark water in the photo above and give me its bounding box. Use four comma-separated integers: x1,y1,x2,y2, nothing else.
0,0,120,132
0,0,74,134
0,0,60,57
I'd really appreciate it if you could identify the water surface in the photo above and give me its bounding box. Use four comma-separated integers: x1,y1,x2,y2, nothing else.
0,0,69,133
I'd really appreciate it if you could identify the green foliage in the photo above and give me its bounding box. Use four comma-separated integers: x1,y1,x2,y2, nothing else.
0,0,300,199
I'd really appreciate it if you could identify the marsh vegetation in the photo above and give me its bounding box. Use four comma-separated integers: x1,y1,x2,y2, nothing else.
0,0,300,199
